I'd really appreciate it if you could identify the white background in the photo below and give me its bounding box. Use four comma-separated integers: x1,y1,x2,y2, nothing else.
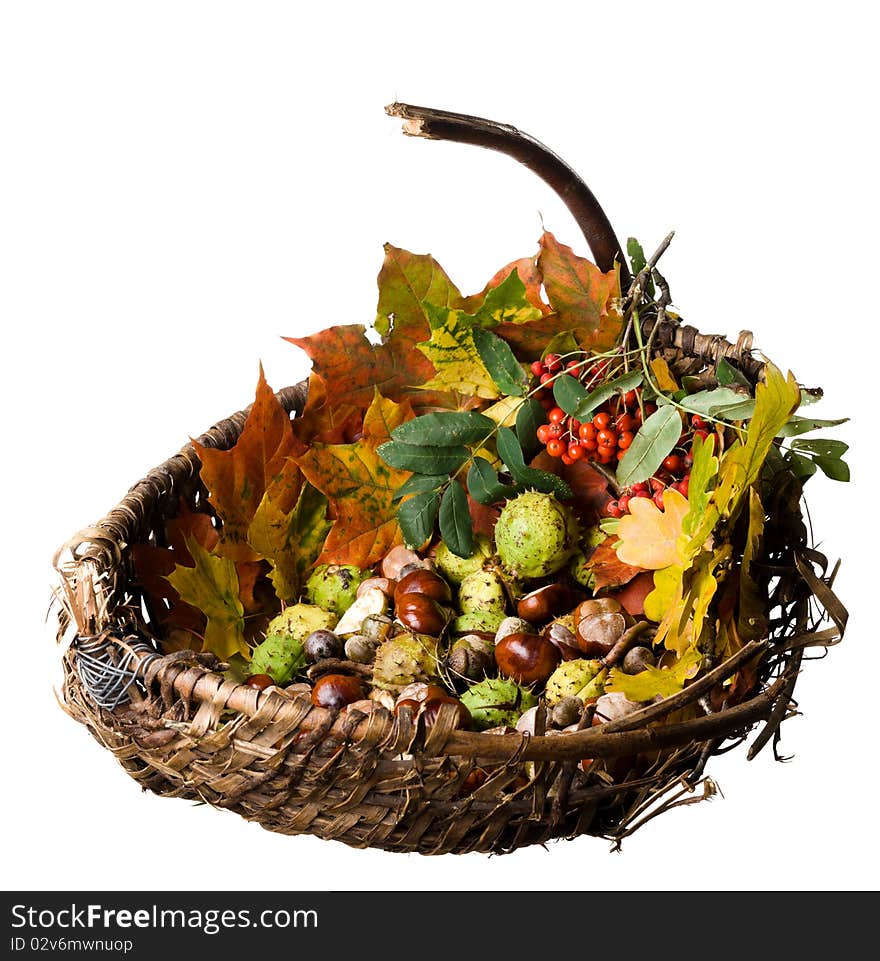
1,1,876,891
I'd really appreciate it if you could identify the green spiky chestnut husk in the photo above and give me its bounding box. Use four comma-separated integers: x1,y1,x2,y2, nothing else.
305,564,370,616
371,633,440,690
459,677,538,730
435,534,493,584
495,491,579,580
251,604,339,683
457,569,507,614
544,658,606,705
452,610,505,635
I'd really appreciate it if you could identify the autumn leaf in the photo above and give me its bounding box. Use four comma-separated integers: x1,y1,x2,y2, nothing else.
607,644,702,701
650,357,679,392
585,537,645,590
462,257,549,316
193,366,301,561
536,231,622,351
417,304,501,399
290,373,362,450
296,391,415,567
614,487,690,569
737,488,768,642
166,535,248,660
247,482,331,601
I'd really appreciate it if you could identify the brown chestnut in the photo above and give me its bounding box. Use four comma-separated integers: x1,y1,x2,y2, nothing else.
310,673,366,710
243,673,274,691
516,583,572,624
575,611,628,658
542,620,581,661
494,632,561,685
394,569,452,606
394,697,423,716
421,695,472,730
396,594,450,636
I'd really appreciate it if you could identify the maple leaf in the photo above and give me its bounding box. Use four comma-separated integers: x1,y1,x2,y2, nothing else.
166,535,248,660
247,482,331,601
193,366,301,561
585,537,645,590
296,391,415,567
416,304,501,399
290,373,362,450
462,257,549,316
536,231,622,351
615,488,691,570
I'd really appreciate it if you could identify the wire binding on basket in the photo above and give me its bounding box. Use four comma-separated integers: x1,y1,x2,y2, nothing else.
73,633,158,709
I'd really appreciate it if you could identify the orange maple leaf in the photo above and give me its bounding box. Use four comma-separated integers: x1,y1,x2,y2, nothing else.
296,391,414,568
192,366,302,561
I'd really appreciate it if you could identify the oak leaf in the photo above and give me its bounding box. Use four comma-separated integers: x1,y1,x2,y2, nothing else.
296,391,415,567
615,487,690,570
607,644,702,701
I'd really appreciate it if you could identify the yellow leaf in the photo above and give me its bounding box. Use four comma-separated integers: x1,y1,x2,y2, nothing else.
614,488,690,569
417,306,500,399
650,357,679,392
644,564,683,622
738,488,767,641
607,644,702,701
166,536,248,660
482,395,524,428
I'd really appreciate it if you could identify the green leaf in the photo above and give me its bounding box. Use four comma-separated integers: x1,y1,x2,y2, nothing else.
467,458,516,505
496,427,573,499
799,388,823,406
417,304,500,399
515,397,548,460
472,327,528,397
716,358,751,388
626,237,654,298
377,441,469,474
606,644,702,701
398,490,441,549
574,370,643,422
683,432,720,535
474,269,543,326
439,482,474,558
777,415,849,438
786,451,818,481
392,473,448,502
391,411,495,447
553,373,588,416
813,455,850,482
677,387,749,416
599,517,621,536
790,438,849,458
541,330,580,360
616,406,682,487
717,399,756,421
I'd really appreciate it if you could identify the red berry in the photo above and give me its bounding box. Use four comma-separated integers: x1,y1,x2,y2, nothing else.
561,453,575,465
678,479,690,497
536,424,553,444
633,489,651,499
548,407,567,424
538,394,555,410
578,422,597,441
540,372,554,386
617,430,635,450
597,449,615,464
581,438,598,452
606,500,623,518
593,412,612,429
683,453,694,469
624,389,639,407
653,489,666,508
546,438,566,458
616,448,627,460
567,442,585,461
693,429,711,443
544,353,562,372
597,428,618,448
632,481,649,493
615,412,636,432
650,476,666,493
662,454,683,474
644,403,658,416
565,359,581,371
530,360,545,376
691,415,707,429
547,423,563,440
618,494,631,512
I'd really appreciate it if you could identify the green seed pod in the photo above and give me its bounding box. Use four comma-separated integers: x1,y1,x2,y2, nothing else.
457,569,507,614
305,564,370,616
252,604,339,684
544,658,606,705
460,677,538,731
435,534,493,584
371,634,440,690
495,491,580,580
451,610,505,636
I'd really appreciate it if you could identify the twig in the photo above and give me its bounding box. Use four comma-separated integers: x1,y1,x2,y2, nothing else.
385,102,630,285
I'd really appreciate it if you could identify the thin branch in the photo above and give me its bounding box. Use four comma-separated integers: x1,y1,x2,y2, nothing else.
386,102,631,286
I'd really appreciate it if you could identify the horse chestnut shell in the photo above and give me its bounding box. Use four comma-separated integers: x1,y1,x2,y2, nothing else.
494,632,561,685
394,569,453,606
310,673,365,709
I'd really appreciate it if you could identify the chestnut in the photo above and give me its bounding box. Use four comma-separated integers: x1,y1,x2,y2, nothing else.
310,673,366,710
393,569,452,606
622,645,656,675
243,673,274,691
304,629,343,663
394,697,422,716
575,611,628,658
396,594,450,636
380,545,423,580
494,633,561,685
516,583,572,624
542,620,581,661
421,695,472,730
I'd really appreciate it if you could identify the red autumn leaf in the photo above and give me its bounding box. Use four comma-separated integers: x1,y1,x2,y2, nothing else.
605,570,656,616
537,231,622,351
586,537,646,590
296,391,415,568
291,373,363,450
193,366,302,561
467,492,501,538
528,451,612,526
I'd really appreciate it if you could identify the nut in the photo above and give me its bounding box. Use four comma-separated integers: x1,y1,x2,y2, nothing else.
393,569,453,606
334,587,391,636
396,594,450,636
516,583,572,624
381,546,424,580
622,645,657,675
575,610,628,658
344,634,379,664
494,632,561,685
495,616,535,643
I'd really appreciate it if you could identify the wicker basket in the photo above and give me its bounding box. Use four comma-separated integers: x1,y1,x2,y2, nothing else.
52,105,845,855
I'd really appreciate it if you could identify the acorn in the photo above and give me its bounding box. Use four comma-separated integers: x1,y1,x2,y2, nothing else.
622,645,657,675
446,634,495,680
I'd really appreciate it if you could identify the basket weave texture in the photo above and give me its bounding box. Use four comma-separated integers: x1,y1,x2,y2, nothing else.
54,322,839,855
